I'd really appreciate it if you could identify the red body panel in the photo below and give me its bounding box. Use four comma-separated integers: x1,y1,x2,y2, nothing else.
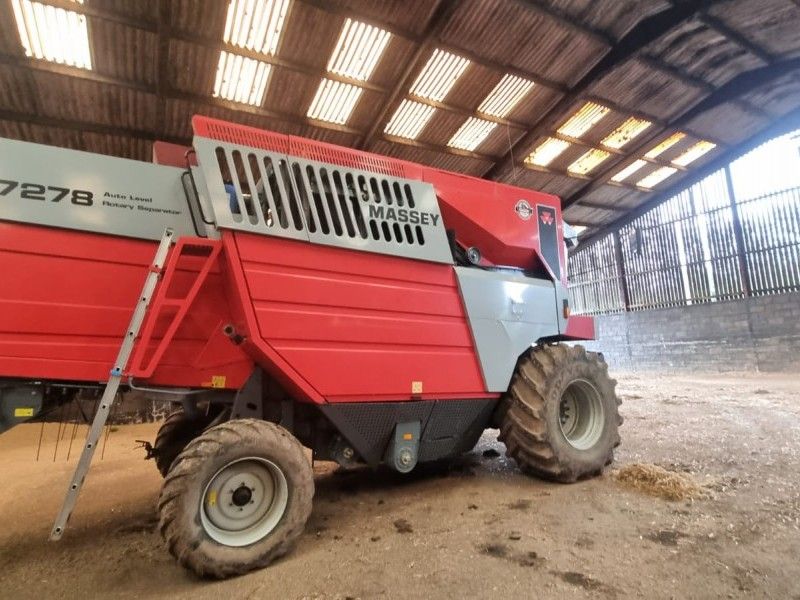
424,169,567,283
227,232,489,403
563,315,596,340
0,222,253,388
0,222,491,401
151,141,196,168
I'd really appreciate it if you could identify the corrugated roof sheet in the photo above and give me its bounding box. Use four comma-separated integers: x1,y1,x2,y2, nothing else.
648,19,765,87
709,0,800,57
684,101,768,145
591,57,707,120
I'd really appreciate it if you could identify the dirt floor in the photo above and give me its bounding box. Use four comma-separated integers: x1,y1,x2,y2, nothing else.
1,372,799,600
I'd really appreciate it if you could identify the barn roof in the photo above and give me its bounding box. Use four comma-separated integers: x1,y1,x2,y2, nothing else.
1,0,799,241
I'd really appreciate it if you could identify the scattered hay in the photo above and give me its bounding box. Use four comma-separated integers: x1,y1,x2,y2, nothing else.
613,463,708,501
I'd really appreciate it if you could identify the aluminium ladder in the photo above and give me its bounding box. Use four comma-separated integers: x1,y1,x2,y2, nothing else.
49,228,175,540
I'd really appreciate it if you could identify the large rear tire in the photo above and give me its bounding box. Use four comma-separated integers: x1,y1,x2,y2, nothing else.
158,419,314,578
153,406,221,477
498,344,621,483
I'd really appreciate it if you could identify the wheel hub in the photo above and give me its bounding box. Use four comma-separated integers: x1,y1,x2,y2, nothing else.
231,484,253,507
200,457,289,547
558,379,605,451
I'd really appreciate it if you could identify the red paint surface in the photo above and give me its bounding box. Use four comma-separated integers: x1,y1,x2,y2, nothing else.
229,232,489,403
0,223,252,388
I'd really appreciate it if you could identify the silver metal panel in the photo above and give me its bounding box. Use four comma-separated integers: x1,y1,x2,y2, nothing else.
0,138,196,241
290,156,452,264
455,267,560,392
193,138,309,242
193,137,453,264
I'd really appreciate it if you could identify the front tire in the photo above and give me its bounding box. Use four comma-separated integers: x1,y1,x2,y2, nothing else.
498,344,621,482
158,419,314,578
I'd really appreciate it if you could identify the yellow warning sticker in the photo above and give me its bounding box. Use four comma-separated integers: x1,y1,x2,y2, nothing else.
211,375,227,388
411,381,423,394
14,407,35,418
207,489,217,507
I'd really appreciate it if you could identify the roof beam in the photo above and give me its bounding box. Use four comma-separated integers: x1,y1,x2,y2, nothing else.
582,93,726,147
562,219,597,228
511,0,613,47
0,53,154,93
577,201,627,212
573,105,800,250
296,0,568,92
698,13,774,64
0,108,188,146
24,0,573,151
483,1,722,181
639,54,770,119
26,0,557,142
168,29,387,93
638,55,713,92
561,55,800,209
45,0,570,97
382,134,497,163
675,56,800,125
435,41,567,92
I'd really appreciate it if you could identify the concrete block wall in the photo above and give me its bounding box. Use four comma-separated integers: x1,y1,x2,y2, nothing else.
579,290,800,373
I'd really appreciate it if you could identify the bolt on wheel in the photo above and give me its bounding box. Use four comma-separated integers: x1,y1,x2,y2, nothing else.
200,457,289,547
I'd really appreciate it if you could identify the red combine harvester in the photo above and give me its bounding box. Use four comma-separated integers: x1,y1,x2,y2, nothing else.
0,116,620,577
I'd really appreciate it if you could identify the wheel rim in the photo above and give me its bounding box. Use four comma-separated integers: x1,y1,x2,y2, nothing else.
200,457,289,547
558,379,605,451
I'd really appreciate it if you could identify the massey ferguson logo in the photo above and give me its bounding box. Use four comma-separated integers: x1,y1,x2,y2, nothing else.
515,199,533,220
540,210,554,226
368,205,440,226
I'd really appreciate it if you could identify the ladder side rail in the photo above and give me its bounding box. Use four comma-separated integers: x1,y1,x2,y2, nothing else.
49,228,175,540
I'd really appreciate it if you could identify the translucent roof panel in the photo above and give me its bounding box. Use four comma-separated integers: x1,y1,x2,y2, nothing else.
477,74,535,118
384,99,436,140
601,117,653,149
568,148,612,175
610,159,649,183
409,49,470,102
447,117,497,151
327,18,391,81
672,140,717,166
307,79,363,124
637,166,678,189
644,132,687,159
525,137,571,167
213,51,271,106
557,102,610,138
11,0,92,70
223,0,290,56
